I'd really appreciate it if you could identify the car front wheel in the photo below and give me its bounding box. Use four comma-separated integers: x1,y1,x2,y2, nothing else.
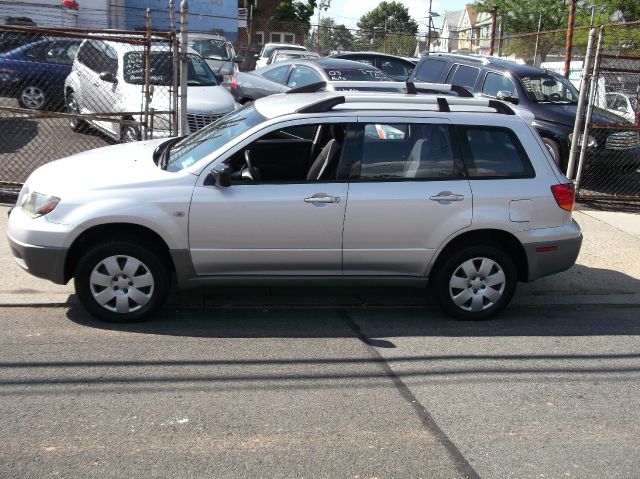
74,240,170,322
433,244,517,321
18,85,47,110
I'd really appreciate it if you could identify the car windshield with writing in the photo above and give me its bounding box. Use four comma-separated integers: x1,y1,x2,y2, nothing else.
123,52,218,86
518,73,579,104
190,39,231,61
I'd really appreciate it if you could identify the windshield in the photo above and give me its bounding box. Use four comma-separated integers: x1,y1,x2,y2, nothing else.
324,67,389,81
123,52,219,86
518,73,579,104
190,38,231,61
263,44,306,58
166,105,266,172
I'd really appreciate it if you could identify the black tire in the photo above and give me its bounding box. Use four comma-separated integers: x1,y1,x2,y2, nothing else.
433,244,517,321
74,240,170,322
542,137,563,171
18,84,47,110
120,122,142,143
66,91,87,132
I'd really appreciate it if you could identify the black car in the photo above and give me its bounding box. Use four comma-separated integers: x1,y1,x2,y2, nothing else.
329,51,417,81
230,58,397,104
408,53,640,172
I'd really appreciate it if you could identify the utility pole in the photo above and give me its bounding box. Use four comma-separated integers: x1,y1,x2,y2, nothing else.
564,0,577,78
533,12,542,66
426,0,433,53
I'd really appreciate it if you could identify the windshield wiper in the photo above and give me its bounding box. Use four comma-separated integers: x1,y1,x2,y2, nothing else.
155,136,186,170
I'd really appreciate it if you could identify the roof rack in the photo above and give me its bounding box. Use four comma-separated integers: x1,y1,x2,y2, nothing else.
286,80,473,97
294,94,516,116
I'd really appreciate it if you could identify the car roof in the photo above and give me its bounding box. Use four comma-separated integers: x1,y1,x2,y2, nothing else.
422,53,551,76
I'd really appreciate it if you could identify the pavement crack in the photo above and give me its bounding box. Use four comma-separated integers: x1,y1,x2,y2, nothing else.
337,309,480,479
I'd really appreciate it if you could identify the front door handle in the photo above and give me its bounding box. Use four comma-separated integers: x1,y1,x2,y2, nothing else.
430,192,465,202
304,196,340,204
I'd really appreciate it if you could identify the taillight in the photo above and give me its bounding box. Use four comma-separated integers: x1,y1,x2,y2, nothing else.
551,183,575,211
231,75,237,89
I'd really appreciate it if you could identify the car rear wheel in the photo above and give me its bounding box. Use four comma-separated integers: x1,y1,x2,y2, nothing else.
74,240,170,322
66,91,86,132
120,121,141,143
18,85,47,110
542,137,563,171
433,244,517,321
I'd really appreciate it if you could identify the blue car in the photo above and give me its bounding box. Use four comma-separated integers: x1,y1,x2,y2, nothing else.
0,38,81,110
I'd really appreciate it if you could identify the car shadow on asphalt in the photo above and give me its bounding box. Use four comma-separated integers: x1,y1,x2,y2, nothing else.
64,263,640,340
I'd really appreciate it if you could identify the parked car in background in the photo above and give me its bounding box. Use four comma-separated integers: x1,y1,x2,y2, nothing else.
329,51,416,81
65,40,237,142
267,49,320,65
8,89,582,323
0,38,81,109
603,91,638,123
409,53,640,172
231,58,395,104
254,43,307,69
187,34,242,85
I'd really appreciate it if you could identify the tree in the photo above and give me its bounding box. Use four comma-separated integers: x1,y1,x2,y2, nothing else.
270,0,318,39
356,1,419,56
316,17,355,52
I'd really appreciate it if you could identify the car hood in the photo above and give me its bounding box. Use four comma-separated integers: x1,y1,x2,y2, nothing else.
23,139,174,198
532,102,631,126
145,85,235,115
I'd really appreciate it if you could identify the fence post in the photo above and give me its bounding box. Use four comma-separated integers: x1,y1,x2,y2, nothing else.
169,0,179,137
575,26,605,192
143,8,151,140
566,27,597,180
564,0,577,78
488,5,497,56
179,0,189,137
533,13,542,67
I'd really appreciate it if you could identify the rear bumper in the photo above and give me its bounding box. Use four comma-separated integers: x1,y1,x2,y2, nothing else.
7,234,68,285
523,225,582,281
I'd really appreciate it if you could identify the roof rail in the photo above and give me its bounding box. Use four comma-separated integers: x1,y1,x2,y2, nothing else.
287,80,473,97
294,94,516,115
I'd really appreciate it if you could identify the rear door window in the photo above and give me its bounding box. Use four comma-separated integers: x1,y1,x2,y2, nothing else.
414,58,448,82
446,64,480,89
263,65,290,84
458,126,534,178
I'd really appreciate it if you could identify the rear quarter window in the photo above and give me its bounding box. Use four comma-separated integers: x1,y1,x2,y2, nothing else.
458,126,535,179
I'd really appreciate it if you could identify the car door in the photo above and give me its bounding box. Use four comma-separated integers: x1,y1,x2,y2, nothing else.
342,118,473,276
188,117,356,276
40,41,80,101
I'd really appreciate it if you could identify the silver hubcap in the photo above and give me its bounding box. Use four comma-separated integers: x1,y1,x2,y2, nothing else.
21,86,45,109
89,255,154,314
449,257,506,312
67,95,79,127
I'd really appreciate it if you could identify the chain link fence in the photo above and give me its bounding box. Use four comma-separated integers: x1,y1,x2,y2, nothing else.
0,22,178,194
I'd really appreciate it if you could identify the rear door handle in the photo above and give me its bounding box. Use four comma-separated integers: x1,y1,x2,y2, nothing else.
430,192,465,202
304,196,340,204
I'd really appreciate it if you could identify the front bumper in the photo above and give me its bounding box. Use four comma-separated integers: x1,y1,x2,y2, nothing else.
8,234,68,284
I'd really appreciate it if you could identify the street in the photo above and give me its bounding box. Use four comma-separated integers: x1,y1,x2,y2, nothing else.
1,304,639,478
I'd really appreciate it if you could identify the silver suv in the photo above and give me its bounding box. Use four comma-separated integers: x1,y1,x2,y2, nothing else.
7,83,582,322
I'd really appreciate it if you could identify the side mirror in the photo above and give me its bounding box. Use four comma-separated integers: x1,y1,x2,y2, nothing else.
211,165,232,187
496,90,519,104
99,71,117,83
254,53,260,59
235,56,245,64
214,73,223,83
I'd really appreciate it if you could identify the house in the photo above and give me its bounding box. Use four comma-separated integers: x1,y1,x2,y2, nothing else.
432,9,462,53
456,4,478,52
237,0,302,49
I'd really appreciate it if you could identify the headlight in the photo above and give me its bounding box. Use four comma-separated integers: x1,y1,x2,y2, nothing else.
568,133,597,148
21,192,60,218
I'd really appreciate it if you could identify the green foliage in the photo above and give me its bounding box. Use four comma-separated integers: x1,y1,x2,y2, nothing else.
269,1,319,41
316,17,355,52
356,1,419,56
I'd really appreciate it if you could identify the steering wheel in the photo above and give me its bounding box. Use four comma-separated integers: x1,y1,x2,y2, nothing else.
547,92,563,101
244,149,261,182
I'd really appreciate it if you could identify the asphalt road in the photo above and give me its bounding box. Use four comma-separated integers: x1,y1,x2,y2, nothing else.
1,304,639,478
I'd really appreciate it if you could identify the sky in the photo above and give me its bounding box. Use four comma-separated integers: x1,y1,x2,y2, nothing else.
323,0,470,35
